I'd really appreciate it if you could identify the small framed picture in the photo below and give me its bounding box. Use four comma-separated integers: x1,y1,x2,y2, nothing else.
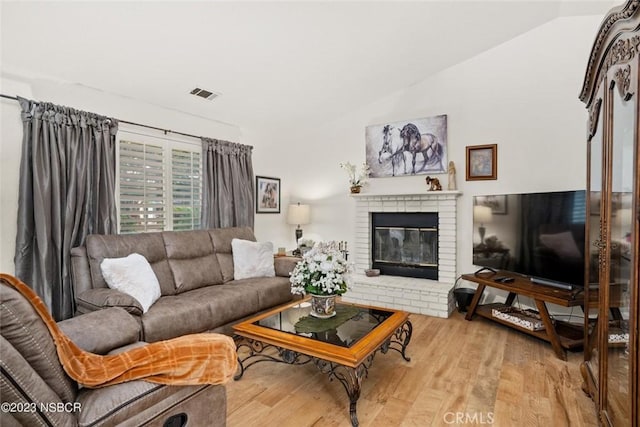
256,176,281,213
466,144,497,181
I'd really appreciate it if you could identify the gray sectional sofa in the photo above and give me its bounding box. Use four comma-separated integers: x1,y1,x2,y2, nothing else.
70,227,298,341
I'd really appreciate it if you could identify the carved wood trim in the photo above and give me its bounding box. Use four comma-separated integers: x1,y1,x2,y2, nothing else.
588,98,603,141
613,64,633,99
579,1,640,105
598,216,608,271
592,33,639,103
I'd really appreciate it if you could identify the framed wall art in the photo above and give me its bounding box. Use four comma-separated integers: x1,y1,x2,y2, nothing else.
466,144,497,181
365,114,448,177
255,176,280,213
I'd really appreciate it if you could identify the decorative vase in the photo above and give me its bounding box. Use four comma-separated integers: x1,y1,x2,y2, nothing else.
310,294,337,318
350,185,361,194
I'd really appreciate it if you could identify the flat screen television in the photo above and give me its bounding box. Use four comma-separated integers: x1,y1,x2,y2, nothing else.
472,190,586,290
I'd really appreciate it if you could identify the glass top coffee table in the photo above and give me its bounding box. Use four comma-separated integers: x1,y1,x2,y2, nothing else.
233,298,412,427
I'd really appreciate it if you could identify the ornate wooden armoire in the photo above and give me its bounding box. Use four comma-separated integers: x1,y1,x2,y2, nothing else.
580,1,639,426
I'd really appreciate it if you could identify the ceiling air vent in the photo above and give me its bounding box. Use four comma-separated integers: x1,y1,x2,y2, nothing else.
189,87,219,101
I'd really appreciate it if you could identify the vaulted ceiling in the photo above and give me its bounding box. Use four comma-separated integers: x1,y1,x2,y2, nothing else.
1,1,615,132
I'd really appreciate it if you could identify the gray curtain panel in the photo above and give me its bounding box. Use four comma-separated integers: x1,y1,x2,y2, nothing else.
201,138,254,229
14,97,118,321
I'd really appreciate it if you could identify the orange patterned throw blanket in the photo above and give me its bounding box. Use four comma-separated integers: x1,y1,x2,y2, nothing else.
1,274,237,388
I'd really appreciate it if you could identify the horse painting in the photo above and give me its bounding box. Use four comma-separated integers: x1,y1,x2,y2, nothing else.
377,125,408,176
365,115,447,178
399,123,445,174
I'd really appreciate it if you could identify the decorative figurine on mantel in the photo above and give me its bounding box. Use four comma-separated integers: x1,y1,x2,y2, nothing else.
425,176,442,191
448,161,457,191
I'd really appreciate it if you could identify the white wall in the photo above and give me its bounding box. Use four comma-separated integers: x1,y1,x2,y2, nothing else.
0,75,242,274
251,15,601,288
1,14,603,299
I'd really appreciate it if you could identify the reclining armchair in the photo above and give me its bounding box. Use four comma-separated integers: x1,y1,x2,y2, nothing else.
0,276,229,427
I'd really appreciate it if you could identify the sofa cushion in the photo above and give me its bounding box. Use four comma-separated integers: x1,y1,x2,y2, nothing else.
58,307,141,355
140,284,260,342
75,288,144,316
100,253,162,313
0,283,77,403
209,227,256,282
231,239,275,280
230,276,293,310
86,232,176,296
162,230,224,294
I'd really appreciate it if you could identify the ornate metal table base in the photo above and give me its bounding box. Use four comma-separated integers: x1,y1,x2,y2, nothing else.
234,320,412,427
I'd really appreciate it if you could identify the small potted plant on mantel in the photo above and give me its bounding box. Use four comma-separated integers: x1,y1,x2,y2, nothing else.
340,162,370,194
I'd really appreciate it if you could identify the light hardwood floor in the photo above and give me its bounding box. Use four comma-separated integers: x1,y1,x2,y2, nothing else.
227,311,598,427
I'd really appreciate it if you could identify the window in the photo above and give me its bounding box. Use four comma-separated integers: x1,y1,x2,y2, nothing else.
117,131,201,233
171,149,201,230
119,141,165,233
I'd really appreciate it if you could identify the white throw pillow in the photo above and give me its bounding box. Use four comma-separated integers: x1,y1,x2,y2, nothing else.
231,239,276,280
100,253,161,313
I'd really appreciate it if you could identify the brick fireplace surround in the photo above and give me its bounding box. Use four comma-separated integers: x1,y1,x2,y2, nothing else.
342,191,461,318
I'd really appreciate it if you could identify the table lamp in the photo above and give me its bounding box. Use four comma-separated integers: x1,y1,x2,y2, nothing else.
473,205,493,245
287,203,310,255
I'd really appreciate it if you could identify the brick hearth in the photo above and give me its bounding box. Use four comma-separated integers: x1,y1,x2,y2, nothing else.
342,191,461,318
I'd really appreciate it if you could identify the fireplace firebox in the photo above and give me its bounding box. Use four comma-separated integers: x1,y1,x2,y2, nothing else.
371,212,438,280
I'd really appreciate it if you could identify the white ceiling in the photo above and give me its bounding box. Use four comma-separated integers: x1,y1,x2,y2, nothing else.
1,1,616,132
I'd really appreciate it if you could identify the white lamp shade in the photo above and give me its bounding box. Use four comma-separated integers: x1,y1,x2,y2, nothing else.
473,205,493,224
287,204,310,225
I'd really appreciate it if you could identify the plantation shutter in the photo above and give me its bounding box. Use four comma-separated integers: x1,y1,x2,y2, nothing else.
172,148,201,230
119,140,166,233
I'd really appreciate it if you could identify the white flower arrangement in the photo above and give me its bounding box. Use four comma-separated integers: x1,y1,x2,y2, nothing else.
340,162,370,187
290,241,352,296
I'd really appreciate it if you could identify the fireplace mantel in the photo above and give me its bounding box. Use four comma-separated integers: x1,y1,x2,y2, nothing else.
342,190,462,318
351,190,461,198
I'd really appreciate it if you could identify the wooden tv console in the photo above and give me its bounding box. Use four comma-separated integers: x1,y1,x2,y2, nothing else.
461,271,585,360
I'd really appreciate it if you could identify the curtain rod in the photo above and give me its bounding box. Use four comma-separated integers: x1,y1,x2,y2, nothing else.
0,93,251,148
117,118,204,141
